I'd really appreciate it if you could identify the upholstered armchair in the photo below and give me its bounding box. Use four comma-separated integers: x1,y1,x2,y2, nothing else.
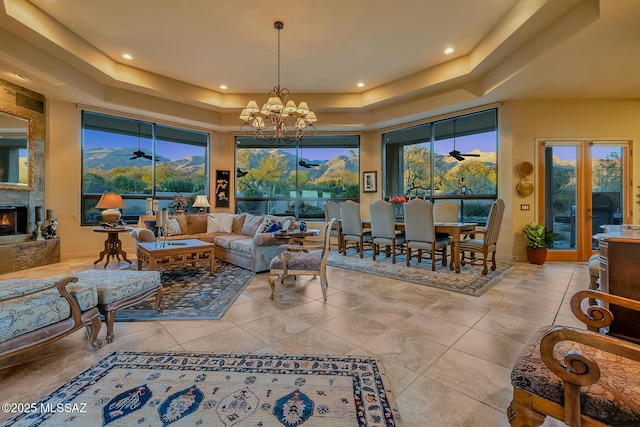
508,289,640,427
268,219,336,300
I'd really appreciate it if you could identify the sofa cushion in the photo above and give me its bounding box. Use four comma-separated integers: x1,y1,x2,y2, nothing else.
241,214,264,236
214,234,251,250
68,270,161,306
0,280,98,343
232,214,246,234
187,215,208,234
166,218,182,236
229,237,254,256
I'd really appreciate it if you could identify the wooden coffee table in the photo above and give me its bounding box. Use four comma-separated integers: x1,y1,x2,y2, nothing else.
136,239,216,274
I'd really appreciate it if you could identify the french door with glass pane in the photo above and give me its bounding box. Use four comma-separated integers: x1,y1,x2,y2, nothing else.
537,140,632,262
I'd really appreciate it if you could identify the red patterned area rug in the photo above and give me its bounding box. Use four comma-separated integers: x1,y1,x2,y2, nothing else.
1,351,401,427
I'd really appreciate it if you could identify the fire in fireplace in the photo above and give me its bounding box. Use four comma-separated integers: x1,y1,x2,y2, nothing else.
0,205,28,237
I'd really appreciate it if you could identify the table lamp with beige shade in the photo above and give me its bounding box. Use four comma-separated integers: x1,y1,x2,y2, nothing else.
192,195,210,214
95,193,126,224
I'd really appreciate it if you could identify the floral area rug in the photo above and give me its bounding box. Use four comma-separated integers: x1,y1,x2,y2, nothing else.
2,351,400,427
116,262,254,321
328,248,516,296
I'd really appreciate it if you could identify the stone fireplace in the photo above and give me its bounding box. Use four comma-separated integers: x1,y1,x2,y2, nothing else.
0,79,59,274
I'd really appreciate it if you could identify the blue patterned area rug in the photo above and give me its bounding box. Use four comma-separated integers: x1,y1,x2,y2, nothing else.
117,262,255,321
2,351,400,427
328,248,516,296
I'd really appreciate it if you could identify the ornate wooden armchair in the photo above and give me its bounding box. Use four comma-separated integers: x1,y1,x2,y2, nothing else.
508,289,640,427
268,219,336,300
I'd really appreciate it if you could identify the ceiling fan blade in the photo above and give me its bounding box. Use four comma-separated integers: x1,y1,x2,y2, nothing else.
129,155,138,160
298,160,311,168
460,153,480,157
236,168,248,177
143,154,154,160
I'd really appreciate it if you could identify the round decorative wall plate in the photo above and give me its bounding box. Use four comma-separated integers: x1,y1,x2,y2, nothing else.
518,161,534,177
516,179,534,197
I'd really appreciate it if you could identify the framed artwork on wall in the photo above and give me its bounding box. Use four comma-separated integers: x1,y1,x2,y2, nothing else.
215,170,230,208
362,171,377,193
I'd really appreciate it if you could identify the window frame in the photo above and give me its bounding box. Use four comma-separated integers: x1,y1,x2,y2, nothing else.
235,135,360,219
382,109,498,224
80,110,210,226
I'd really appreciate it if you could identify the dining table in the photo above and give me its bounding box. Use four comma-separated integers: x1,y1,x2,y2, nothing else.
359,219,478,273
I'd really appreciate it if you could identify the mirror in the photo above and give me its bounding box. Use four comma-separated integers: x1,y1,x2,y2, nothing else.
0,109,33,191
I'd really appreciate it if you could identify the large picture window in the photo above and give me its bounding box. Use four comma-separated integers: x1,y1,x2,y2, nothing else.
81,111,209,225
235,135,359,218
383,109,498,223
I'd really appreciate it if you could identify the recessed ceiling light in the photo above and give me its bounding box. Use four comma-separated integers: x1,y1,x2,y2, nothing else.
122,53,133,60
357,82,365,88
219,85,228,90
444,47,454,55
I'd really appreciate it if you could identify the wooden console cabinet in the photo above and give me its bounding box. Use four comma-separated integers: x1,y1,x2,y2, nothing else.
595,231,640,343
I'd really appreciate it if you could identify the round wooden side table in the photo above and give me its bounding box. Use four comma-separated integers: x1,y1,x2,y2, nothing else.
92,226,133,268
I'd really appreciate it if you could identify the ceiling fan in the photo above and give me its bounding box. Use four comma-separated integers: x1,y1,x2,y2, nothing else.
448,119,480,161
128,123,157,160
236,167,248,177
298,160,319,169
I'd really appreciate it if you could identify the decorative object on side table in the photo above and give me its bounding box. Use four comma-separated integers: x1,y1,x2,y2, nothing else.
192,194,210,214
390,195,407,220
95,193,126,224
522,221,557,265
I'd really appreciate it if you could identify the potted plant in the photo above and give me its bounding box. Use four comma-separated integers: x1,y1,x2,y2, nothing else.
523,221,556,265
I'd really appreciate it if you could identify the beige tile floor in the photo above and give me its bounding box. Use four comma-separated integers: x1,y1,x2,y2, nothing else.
0,256,588,426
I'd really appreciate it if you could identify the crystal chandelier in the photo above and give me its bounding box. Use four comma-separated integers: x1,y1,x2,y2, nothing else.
239,21,317,144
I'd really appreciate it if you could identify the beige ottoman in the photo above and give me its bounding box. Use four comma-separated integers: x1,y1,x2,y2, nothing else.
68,270,163,343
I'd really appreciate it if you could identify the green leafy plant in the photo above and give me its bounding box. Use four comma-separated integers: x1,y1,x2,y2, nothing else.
523,222,557,249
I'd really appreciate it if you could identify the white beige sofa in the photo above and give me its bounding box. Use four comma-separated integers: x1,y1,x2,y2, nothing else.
130,213,295,273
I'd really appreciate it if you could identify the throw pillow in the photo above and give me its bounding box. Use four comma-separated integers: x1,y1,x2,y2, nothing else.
219,214,234,233
186,215,208,234
207,214,222,233
166,218,182,236
207,213,235,233
255,219,277,234
264,222,281,233
241,214,264,236
232,214,247,234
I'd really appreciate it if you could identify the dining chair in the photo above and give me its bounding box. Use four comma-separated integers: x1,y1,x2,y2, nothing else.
403,199,450,270
369,199,406,264
339,200,371,258
459,198,505,275
324,201,343,253
268,218,336,300
433,200,459,222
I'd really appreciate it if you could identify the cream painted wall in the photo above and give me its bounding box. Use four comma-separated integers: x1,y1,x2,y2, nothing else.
44,98,640,263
